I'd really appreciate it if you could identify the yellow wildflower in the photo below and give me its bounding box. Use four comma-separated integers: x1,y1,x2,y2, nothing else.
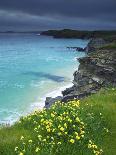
76,117,80,122
46,125,50,129
80,130,85,134
76,136,80,140
19,152,24,155
20,136,24,140
14,147,18,151
40,118,44,123
58,142,61,145
64,123,67,128
38,135,42,138
88,144,92,148
81,135,84,138
68,118,72,122
47,128,51,132
58,125,61,128
60,127,65,132
52,129,55,132
43,139,46,142
35,147,40,152
75,132,78,136
58,132,62,136
69,139,75,143
51,113,55,118
28,140,32,143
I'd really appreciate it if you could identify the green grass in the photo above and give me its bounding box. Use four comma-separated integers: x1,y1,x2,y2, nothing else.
0,88,116,155
0,125,34,155
82,88,116,155
100,42,116,50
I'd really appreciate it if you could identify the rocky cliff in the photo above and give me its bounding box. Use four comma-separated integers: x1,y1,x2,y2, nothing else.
45,38,116,108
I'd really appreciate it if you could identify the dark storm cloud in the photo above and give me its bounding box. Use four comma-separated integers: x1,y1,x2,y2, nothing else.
0,0,116,30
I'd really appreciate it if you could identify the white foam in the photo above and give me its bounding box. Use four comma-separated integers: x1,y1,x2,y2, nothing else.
31,80,46,88
0,109,21,125
46,57,59,62
30,82,73,111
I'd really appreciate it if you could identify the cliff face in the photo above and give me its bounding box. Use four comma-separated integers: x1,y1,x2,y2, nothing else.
86,38,107,52
45,38,116,108
62,40,116,102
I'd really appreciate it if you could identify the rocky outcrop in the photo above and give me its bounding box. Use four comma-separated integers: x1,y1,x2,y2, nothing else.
45,96,63,108
86,38,107,53
67,38,108,53
61,47,116,102
45,38,116,108
67,47,86,52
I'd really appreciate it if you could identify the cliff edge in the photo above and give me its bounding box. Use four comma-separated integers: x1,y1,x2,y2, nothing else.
45,38,116,108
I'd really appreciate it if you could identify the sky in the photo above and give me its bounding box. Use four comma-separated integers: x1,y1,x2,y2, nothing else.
0,0,116,31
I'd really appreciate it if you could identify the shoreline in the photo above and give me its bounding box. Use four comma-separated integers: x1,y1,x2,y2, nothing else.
0,35,88,126
0,37,102,125
1,31,116,125
44,36,116,108
0,55,80,125
0,82,74,126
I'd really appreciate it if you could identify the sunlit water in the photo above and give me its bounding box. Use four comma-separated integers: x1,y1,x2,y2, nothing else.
0,33,88,124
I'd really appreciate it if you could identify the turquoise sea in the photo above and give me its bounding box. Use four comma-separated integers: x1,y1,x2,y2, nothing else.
0,34,88,124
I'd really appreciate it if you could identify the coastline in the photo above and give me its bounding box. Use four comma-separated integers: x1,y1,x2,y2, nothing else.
0,30,116,155
0,50,85,126
0,79,75,126
44,35,116,108
1,30,116,125
0,35,88,125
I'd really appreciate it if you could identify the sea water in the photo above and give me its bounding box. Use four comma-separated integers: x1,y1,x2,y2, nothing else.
0,33,88,124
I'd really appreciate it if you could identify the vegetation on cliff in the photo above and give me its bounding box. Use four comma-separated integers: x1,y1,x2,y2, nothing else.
0,88,116,155
0,33,116,155
41,29,116,40
100,42,116,50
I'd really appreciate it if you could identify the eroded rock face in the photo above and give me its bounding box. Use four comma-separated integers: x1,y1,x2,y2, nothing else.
86,38,107,53
45,38,116,107
62,48,116,101
45,96,63,108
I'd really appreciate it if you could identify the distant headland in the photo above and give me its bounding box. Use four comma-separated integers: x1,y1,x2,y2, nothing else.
41,29,116,40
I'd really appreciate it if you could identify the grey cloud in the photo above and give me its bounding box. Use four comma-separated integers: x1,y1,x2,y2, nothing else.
0,0,116,30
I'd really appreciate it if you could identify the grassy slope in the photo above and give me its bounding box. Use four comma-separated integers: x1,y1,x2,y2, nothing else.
82,88,116,155
0,88,116,155
100,42,116,50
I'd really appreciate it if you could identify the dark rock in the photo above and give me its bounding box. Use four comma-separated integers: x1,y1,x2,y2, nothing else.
44,37,116,108
62,86,75,96
67,47,86,52
76,47,86,52
45,96,63,108
67,47,78,50
61,40,116,102
86,38,107,53
62,92,91,103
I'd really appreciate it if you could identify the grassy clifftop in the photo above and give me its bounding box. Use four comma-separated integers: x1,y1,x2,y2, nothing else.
41,29,116,40
100,42,116,50
0,88,116,155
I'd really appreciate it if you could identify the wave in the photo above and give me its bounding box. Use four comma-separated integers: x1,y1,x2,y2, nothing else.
30,80,47,88
0,109,21,125
30,82,73,111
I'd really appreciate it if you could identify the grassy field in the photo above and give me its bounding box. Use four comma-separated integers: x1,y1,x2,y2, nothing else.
0,88,116,155
100,42,116,50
